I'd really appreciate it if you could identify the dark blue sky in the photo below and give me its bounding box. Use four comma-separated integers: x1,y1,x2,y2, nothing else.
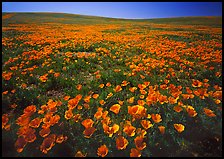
2,2,222,19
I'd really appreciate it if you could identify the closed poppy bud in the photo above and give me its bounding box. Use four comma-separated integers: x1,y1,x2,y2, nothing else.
203,108,216,117
158,126,165,134
97,144,108,157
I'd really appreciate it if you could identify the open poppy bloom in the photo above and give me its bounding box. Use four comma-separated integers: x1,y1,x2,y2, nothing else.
23,105,36,116
123,124,136,137
76,84,82,90
82,119,94,129
128,105,147,119
114,85,122,92
40,134,56,154
203,108,216,117
129,87,137,93
92,94,99,99
134,136,146,150
29,117,42,128
192,79,203,87
56,134,68,144
141,120,153,130
24,132,36,143
2,114,9,129
174,124,185,133
130,148,141,157
106,82,111,87
186,106,197,117
173,106,183,113
110,104,121,114
64,110,73,120
99,84,105,88
94,110,103,120
151,114,162,123
83,127,96,138
16,114,30,127
137,100,146,106
116,136,129,150
97,144,108,157
158,126,165,134
68,98,79,110
84,95,91,103
103,123,119,137
127,97,135,104
39,127,51,138
15,136,27,153
193,88,209,99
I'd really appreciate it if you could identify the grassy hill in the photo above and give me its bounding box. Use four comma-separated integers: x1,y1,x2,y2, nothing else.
2,12,222,27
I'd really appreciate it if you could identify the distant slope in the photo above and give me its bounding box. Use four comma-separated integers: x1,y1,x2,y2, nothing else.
2,12,222,27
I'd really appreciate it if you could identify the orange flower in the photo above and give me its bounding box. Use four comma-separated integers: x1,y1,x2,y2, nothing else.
64,95,70,101
129,87,137,93
114,85,122,92
83,127,96,138
141,120,153,130
2,90,8,95
39,127,51,138
92,94,99,99
2,114,9,129
137,100,145,106
192,79,203,87
39,74,48,82
29,117,42,128
76,84,82,90
203,108,216,117
40,134,56,154
168,96,178,104
106,82,111,87
73,114,82,122
151,114,162,123
84,95,91,103
123,124,136,137
97,144,108,157
158,126,165,134
127,96,135,104
99,100,106,105
121,80,130,86
130,148,141,157
16,114,30,127
134,136,146,150
186,106,197,117
23,105,36,116
99,84,105,88
82,119,94,129
64,110,73,120
103,124,119,137
56,134,68,144
158,95,168,104
24,131,36,143
173,106,183,113
106,92,113,99
138,84,147,90
174,124,185,133
128,105,147,119
110,104,121,114
116,136,129,150
75,151,86,157
54,72,60,77
15,136,27,153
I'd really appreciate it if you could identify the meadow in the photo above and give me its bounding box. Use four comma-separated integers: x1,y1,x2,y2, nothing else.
2,13,222,157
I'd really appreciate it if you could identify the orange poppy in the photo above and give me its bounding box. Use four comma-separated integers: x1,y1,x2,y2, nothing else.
76,84,82,90
137,100,145,106
130,148,141,157
16,114,30,127
203,108,216,117
56,134,68,144
186,106,197,117
75,151,86,157
158,95,168,104
138,84,146,90
97,144,108,157
103,123,119,137
134,136,146,150
24,132,36,143
127,97,135,104
173,106,183,113
29,117,42,128
84,95,91,103
168,96,178,104
15,136,27,153
99,100,106,106
192,79,203,87
158,126,165,134
39,127,51,138
99,84,105,88
92,94,99,99
123,124,136,137
23,105,36,116
64,110,73,120
40,134,56,154
129,87,137,93
106,82,111,87
121,80,130,86
110,104,121,114
2,114,9,129
54,72,60,77
151,114,162,123
83,127,96,138
141,120,153,130
116,136,129,150
73,114,82,122
82,119,94,129
114,85,122,92
174,124,185,133
193,88,209,99
64,95,70,101
106,92,113,99
128,105,147,119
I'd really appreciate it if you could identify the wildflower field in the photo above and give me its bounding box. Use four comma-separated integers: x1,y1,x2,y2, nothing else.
2,13,222,157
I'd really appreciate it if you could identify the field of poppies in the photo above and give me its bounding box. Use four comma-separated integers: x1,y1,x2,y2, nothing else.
2,13,222,157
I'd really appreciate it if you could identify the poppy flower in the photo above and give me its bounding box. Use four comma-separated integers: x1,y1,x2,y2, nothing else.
83,127,96,138
158,95,168,104
75,151,86,157
158,126,165,134
129,87,137,93
23,105,36,116
174,124,185,133
141,120,153,130
110,104,121,114
76,84,82,90
193,88,209,99
29,117,42,128
54,72,60,77
134,136,146,150
73,114,82,122
127,96,135,104
97,144,108,157
39,127,51,138
186,106,197,117
64,110,73,120
103,124,119,137
40,134,56,154
94,109,103,120
24,132,36,143
106,92,113,99
64,95,70,101
15,136,27,153
138,84,146,90
203,108,216,117
2,114,9,129
168,96,178,104
128,105,147,119
137,100,145,106
16,114,30,127
130,148,141,157
116,136,129,150
173,106,183,113
84,95,91,103
144,81,150,86
123,124,136,137
114,85,122,92
82,119,94,129
92,94,99,99
56,134,68,144
99,84,105,88
151,114,162,123
106,82,111,87
192,79,203,87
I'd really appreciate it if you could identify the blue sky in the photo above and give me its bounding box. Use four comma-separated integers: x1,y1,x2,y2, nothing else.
2,2,222,19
